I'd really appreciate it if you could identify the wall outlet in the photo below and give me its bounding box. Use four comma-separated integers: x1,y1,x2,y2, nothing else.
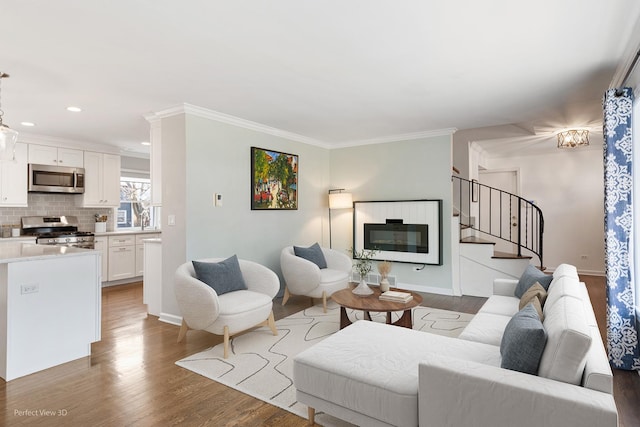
580,254,588,260
21,283,39,294
215,193,223,207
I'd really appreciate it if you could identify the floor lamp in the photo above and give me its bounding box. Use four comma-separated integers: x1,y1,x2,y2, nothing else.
328,189,353,248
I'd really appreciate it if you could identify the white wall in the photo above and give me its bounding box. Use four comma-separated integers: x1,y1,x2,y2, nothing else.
329,135,454,292
160,114,188,319
184,115,330,269
487,147,605,274
159,112,330,320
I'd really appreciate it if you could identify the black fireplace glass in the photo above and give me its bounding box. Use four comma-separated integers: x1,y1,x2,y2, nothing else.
364,223,428,253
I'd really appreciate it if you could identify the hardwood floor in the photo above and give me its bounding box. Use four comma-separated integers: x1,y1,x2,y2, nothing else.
0,278,638,426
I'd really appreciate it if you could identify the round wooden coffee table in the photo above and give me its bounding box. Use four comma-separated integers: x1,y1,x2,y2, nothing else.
331,285,423,329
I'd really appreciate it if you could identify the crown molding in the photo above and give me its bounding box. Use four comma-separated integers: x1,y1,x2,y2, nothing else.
145,103,330,148
332,128,458,148
146,103,458,149
16,131,149,158
16,131,121,154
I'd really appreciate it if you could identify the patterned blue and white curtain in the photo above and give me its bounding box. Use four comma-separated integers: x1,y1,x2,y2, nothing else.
603,87,640,371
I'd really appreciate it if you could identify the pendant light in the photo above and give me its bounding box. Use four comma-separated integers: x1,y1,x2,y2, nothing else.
0,72,18,162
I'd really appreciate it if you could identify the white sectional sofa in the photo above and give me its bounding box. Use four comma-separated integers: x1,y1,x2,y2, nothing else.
293,264,617,427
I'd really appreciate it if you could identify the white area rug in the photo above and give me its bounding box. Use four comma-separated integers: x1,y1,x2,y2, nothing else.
176,301,473,426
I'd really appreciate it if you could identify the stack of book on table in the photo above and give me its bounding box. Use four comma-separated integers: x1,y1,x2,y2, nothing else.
379,290,413,303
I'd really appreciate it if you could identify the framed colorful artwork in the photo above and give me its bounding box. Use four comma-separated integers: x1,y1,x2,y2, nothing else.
251,147,298,210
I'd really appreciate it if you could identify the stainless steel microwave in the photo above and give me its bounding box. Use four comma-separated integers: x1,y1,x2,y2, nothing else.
28,164,85,194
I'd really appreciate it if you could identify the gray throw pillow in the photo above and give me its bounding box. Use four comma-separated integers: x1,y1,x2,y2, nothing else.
293,242,327,269
500,304,548,375
514,264,553,298
192,255,247,295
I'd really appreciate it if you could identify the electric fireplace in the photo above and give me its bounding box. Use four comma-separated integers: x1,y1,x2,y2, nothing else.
353,199,443,265
364,220,428,253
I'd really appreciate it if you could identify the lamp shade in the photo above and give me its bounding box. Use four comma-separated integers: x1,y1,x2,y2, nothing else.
329,192,353,209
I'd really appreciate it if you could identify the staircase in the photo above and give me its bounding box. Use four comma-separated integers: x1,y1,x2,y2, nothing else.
452,176,544,297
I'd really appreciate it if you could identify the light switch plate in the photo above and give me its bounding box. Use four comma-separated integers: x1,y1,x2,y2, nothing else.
215,193,223,207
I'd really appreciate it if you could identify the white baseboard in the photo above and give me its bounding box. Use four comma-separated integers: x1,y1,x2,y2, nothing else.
576,269,605,277
545,267,605,277
395,282,454,296
159,312,182,326
101,276,143,287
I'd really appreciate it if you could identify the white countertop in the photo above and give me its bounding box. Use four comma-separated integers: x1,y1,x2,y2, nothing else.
0,236,36,242
0,242,98,263
94,229,162,237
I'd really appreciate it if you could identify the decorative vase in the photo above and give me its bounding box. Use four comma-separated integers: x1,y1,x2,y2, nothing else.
352,278,374,296
380,277,390,292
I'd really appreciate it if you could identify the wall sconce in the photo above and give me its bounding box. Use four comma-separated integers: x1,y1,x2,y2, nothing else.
557,129,589,148
328,189,353,248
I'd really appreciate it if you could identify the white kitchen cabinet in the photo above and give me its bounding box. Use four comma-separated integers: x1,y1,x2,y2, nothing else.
143,237,162,316
81,151,121,207
0,251,100,381
0,142,28,206
28,144,84,167
107,235,136,281
135,233,160,276
94,236,108,282
136,244,145,276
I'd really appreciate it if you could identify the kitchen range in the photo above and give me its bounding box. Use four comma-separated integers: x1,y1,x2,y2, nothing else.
21,215,95,249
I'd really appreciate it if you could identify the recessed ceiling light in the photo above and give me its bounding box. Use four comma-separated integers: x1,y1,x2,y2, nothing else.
141,141,151,146
20,122,35,127
67,106,82,112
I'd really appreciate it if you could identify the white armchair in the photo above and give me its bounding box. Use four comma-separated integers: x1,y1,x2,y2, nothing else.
174,257,279,358
280,246,352,312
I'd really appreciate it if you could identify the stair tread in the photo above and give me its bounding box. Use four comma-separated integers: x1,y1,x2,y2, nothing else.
460,236,495,245
492,251,532,260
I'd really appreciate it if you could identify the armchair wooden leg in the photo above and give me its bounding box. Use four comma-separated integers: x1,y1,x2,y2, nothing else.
223,326,230,359
322,291,327,313
267,311,277,336
282,287,291,306
308,407,316,425
177,319,189,343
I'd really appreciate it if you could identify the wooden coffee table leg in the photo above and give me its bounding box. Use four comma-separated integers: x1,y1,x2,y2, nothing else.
339,306,352,329
393,309,413,328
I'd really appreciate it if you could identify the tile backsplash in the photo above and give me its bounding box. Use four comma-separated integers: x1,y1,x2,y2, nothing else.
0,193,114,234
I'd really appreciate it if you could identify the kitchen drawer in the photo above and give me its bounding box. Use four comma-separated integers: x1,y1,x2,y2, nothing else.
108,235,136,247
136,233,160,245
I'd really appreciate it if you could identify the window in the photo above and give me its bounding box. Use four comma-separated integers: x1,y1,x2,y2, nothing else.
118,177,152,229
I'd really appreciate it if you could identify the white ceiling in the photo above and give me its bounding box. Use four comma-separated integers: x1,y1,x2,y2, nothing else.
2,1,640,157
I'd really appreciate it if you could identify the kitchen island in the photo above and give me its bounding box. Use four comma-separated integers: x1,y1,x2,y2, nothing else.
0,242,101,381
